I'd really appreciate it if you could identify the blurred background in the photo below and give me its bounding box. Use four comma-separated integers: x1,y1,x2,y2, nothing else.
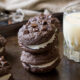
0,0,79,36
0,0,79,20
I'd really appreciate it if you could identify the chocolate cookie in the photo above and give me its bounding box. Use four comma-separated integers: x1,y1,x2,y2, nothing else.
22,57,60,73
0,56,10,76
21,47,59,65
0,35,7,56
21,46,60,73
0,56,13,80
19,34,58,54
18,14,60,53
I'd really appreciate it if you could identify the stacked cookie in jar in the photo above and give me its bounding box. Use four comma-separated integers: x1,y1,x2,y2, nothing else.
18,14,61,73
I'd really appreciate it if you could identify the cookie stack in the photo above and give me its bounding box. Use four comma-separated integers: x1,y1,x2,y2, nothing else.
0,56,14,80
0,35,14,80
18,14,61,73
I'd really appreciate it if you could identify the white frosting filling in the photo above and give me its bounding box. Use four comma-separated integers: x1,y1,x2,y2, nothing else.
30,57,58,68
63,12,80,50
27,34,55,49
0,74,11,80
0,47,4,53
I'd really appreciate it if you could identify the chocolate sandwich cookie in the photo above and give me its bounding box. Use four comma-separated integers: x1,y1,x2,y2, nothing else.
19,33,58,54
21,47,59,65
0,35,7,56
0,56,13,80
21,49,60,73
22,57,60,73
18,14,60,53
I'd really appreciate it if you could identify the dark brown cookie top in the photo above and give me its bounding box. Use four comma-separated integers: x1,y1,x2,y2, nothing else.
0,35,7,48
18,14,60,45
0,56,11,76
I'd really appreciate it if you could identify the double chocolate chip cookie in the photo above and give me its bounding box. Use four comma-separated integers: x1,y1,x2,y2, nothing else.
21,48,60,73
18,14,61,73
18,14,60,54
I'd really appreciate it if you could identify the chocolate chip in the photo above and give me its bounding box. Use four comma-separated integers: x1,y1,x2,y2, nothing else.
42,20,47,25
31,23,37,28
40,13,45,17
24,30,29,34
41,26,47,31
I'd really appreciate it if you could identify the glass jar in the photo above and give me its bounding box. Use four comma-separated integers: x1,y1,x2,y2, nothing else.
63,1,80,62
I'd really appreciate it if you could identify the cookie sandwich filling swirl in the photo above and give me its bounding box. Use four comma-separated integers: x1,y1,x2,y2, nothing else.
30,57,58,68
27,33,56,49
18,14,60,50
